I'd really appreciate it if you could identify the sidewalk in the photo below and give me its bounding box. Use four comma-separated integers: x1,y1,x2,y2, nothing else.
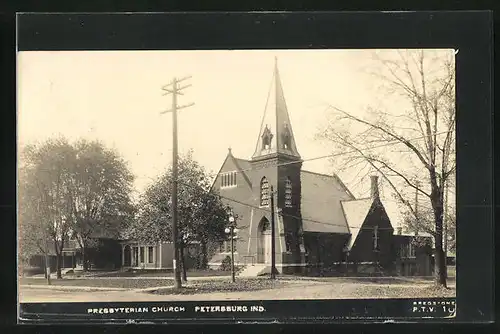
20,284,131,292
27,275,233,281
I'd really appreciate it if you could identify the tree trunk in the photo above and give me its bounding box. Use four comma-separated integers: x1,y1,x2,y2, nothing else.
433,238,447,287
56,253,63,279
44,254,51,285
82,246,88,271
200,240,208,269
54,239,64,279
430,185,447,288
43,257,47,279
180,243,187,282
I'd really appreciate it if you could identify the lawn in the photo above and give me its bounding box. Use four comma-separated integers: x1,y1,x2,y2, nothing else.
149,278,287,295
147,278,455,298
19,276,284,291
351,284,456,299
19,277,173,289
19,276,455,301
66,269,231,278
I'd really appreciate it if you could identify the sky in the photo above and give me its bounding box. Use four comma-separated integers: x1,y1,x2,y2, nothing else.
17,49,455,225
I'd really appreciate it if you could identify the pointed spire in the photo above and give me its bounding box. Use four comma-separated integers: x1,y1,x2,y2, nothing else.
252,57,301,161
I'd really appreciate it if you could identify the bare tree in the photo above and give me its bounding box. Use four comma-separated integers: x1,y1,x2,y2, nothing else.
317,50,455,287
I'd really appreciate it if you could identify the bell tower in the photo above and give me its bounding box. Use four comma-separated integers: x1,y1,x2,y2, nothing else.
250,57,304,270
252,57,301,161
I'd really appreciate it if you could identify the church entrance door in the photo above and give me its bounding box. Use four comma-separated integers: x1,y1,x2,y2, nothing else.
263,231,272,264
258,217,271,264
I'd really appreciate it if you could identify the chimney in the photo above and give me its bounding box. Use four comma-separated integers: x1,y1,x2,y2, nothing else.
370,175,379,199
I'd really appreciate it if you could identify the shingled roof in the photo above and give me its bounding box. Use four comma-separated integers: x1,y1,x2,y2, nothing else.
232,157,253,187
300,170,353,234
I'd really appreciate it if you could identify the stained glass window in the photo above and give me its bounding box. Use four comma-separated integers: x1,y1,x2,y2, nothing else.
260,177,270,207
285,177,292,207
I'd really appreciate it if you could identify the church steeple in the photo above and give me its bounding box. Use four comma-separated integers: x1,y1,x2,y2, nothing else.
252,57,301,161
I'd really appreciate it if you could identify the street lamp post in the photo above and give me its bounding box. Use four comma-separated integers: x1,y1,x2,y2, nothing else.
225,214,238,283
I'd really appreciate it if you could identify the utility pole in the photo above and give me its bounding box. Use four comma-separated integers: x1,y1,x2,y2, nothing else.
161,76,194,289
270,186,277,279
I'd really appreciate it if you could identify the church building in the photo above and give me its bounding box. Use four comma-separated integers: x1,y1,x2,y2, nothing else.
208,59,430,276
22,59,433,277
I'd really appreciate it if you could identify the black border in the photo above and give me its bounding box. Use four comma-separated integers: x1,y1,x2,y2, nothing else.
12,11,494,325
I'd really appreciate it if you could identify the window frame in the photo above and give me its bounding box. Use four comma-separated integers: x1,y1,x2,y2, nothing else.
260,177,270,207
148,246,154,264
373,226,380,251
284,177,293,208
221,171,237,189
139,246,145,263
408,242,416,258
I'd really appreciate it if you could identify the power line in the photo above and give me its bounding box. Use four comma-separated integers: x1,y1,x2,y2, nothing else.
224,130,454,177
135,130,454,188
217,193,394,231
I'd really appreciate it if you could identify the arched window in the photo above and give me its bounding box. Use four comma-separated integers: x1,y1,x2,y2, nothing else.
282,124,291,149
260,177,270,207
284,177,292,207
261,126,273,150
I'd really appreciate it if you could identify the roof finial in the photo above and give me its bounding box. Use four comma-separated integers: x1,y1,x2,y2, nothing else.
228,147,232,155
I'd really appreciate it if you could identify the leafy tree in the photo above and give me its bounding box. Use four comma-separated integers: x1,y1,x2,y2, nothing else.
18,137,135,277
130,151,229,281
317,50,455,287
19,138,76,279
69,140,135,271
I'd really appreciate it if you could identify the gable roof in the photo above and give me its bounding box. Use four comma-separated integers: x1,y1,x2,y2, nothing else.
210,151,252,192
300,170,353,234
341,198,374,250
232,157,253,188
